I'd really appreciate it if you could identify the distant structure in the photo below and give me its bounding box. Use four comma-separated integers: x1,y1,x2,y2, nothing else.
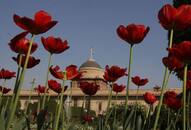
5,49,182,114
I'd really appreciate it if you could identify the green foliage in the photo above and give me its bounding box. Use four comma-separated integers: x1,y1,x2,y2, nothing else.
0,106,6,130
0,96,188,130
46,99,58,113
123,104,147,130
151,104,182,130
99,103,147,130
173,0,191,8
12,116,27,130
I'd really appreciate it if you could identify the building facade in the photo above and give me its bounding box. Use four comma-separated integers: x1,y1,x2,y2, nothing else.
5,54,182,114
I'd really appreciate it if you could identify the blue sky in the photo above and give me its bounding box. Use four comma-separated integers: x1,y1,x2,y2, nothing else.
0,0,181,89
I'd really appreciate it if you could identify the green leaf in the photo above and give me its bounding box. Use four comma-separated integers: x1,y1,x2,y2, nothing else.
136,115,142,130
47,99,57,114
67,123,84,130
37,108,47,130
0,113,5,130
123,109,134,129
97,117,104,130
12,116,26,130
0,106,6,130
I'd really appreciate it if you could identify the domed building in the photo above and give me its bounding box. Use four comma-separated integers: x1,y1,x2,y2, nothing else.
72,53,107,91
66,50,182,114
70,51,109,113
13,49,182,114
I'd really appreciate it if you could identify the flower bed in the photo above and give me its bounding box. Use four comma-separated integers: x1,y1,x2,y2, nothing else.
0,1,191,130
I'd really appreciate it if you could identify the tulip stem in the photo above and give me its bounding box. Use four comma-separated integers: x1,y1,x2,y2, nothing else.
61,106,66,130
113,92,118,129
167,108,170,126
6,34,35,130
42,53,52,109
153,29,174,130
24,78,36,114
0,93,2,107
37,95,41,114
133,86,140,129
187,92,190,130
0,79,6,106
54,72,66,130
9,54,22,112
124,45,133,114
104,83,114,127
69,84,73,99
2,79,7,87
169,29,174,48
183,64,188,130
13,54,22,94
66,85,73,122
136,86,140,104
153,70,171,130
80,95,86,118
173,110,181,129
147,105,152,130
4,97,10,112
167,109,181,130
143,105,151,130
87,95,91,115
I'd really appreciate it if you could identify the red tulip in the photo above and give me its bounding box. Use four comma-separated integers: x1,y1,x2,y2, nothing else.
79,82,99,96
112,83,126,93
12,55,40,69
175,5,191,30
0,68,16,79
9,32,37,54
50,65,83,80
103,65,127,82
10,31,29,42
117,24,150,45
34,85,48,94
162,56,184,71
158,4,191,30
41,36,69,54
186,80,191,90
164,91,177,99
143,92,157,105
177,69,191,80
132,76,148,87
187,70,191,80
0,86,11,94
49,65,64,79
13,10,57,35
158,4,177,30
168,41,191,64
164,97,182,110
66,65,83,80
163,91,182,110
48,79,62,94
82,115,93,123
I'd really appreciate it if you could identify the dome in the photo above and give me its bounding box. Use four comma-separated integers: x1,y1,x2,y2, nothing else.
80,59,102,69
79,58,104,79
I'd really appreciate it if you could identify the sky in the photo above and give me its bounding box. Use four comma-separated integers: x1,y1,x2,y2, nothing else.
0,0,181,90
